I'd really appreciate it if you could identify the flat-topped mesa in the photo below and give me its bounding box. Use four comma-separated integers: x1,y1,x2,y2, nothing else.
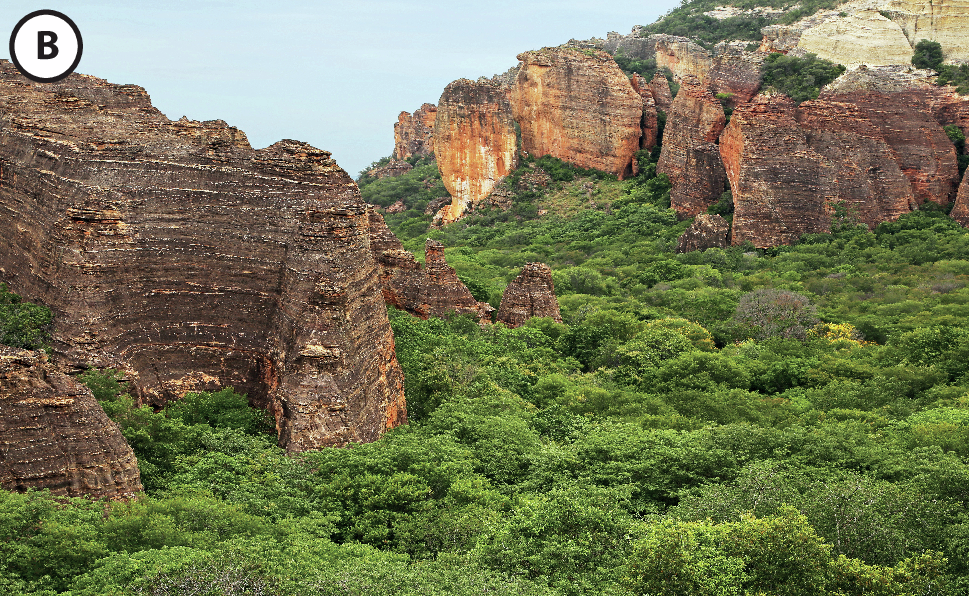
511,48,643,178
954,170,969,227
0,62,406,452
394,103,437,160
1,347,142,498
496,263,563,328
366,210,493,323
822,91,961,206
658,75,728,219
433,79,519,225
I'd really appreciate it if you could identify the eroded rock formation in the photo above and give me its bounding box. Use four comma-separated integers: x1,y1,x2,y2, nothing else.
496,263,562,328
394,103,437,160
367,210,494,323
651,72,674,113
886,0,969,62
368,160,413,179
433,79,518,224
658,76,728,219
631,73,660,150
0,62,406,452
511,48,643,178
953,170,969,227
676,215,730,253
0,347,142,498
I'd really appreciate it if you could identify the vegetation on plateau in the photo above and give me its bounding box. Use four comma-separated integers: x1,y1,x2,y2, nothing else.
760,52,846,103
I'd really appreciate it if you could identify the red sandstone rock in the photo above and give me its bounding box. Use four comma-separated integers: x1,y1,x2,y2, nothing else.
953,170,969,227
0,347,142,498
394,103,437,160
386,199,406,214
676,214,730,253
369,160,413,179
496,263,562,328
657,76,728,218
433,79,519,224
511,48,643,178
0,61,406,452
651,72,674,113
707,43,764,106
631,73,659,150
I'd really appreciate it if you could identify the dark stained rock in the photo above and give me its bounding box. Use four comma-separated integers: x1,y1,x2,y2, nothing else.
954,169,969,227
0,347,142,498
0,61,406,452
676,214,730,253
496,263,562,328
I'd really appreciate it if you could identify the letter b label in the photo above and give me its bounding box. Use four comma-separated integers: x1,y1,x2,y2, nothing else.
9,10,82,82
38,31,58,59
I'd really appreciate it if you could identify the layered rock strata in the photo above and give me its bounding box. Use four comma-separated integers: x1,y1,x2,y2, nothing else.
886,0,969,61
367,211,494,323
394,103,437,160
953,170,969,227
676,215,730,253
433,79,519,224
0,347,142,498
630,74,659,150
496,263,562,328
0,62,406,452
658,76,728,218
511,48,643,178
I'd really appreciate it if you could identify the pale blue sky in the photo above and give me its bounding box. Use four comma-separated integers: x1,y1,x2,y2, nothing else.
1,1,679,176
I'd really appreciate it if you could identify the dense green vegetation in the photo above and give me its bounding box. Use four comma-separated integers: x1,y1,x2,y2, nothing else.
913,39,945,71
760,52,846,103
0,283,52,351
938,62,969,95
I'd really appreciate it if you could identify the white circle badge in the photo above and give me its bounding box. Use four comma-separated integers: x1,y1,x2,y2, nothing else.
9,10,83,83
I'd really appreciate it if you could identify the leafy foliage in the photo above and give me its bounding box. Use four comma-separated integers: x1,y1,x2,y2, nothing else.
761,52,846,104
913,39,945,71
937,62,969,95
0,283,52,350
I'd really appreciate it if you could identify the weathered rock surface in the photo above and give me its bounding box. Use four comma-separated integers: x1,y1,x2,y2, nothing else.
887,0,969,62
652,37,763,105
676,214,730,253
367,211,494,323
496,263,562,328
630,73,659,150
433,79,518,224
0,347,142,498
0,62,406,452
511,48,643,178
824,91,961,206
953,170,969,226
368,160,413,179
651,72,674,113
798,10,915,67
394,103,437,160
658,76,728,218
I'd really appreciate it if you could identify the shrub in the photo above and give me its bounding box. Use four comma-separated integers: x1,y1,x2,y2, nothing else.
761,53,846,104
728,288,819,340
0,283,53,350
912,39,944,71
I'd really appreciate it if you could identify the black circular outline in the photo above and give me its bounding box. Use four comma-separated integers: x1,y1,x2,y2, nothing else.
9,10,83,83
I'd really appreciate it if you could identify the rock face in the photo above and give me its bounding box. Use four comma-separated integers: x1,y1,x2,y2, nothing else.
721,94,917,247
630,73,659,150
368,160,413,179
367,210,494,323
658,76,728,218
0,347,142,498
433,79,519,224
496,263,562,328
650,72,674,113
825,91,961,206
0,62,406,452
798,11,915,67
394,103,437,160
652,37,763,105
953,170,969,227
676,215,730,253
887,0,969,62
511,48,643,178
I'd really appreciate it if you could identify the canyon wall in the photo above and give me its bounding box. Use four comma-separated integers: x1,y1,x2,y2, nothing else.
953,170,969,227
0,62,406,452
433,79,518,224
394,103,437,160
0,347,142,498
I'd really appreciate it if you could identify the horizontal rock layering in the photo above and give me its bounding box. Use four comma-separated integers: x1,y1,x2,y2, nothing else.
0,61,406,452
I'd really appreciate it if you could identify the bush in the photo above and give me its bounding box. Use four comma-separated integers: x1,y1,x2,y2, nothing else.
761,53,846,104
0,283,53,350
728,288,819,340
912,39,944,71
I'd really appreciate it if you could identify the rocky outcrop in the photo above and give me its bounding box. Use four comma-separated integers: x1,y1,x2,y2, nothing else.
953,170,969,227
1,347,142,498
368,160,413,179
496,263,562,328
604,27,655,60
630,74,660,150
708,43,765,106
367,210,494,323
0,62,406,452
798,11,915,67
824,91,961,206
511,48,643,178
654,36,712,82
676,215,730,253
394,103,437,160
433,79,519,224
651,72,674,113
886,0,969,62
721,93,918,247
658,76,728,219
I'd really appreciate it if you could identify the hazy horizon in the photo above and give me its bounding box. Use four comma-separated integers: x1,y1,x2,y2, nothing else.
0,1,680,177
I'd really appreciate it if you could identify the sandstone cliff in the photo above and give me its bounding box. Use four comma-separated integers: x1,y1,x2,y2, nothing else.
650,72,674,113
630,73,660,150
496,263,563,328
433,79,519,224
886,0,969,62
367,210,494,323
676,214,730,253
394,103,437,160
511,48,643,178
0,347,142,498
0,62,406,452
953,170,969,227
658,76,728,219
